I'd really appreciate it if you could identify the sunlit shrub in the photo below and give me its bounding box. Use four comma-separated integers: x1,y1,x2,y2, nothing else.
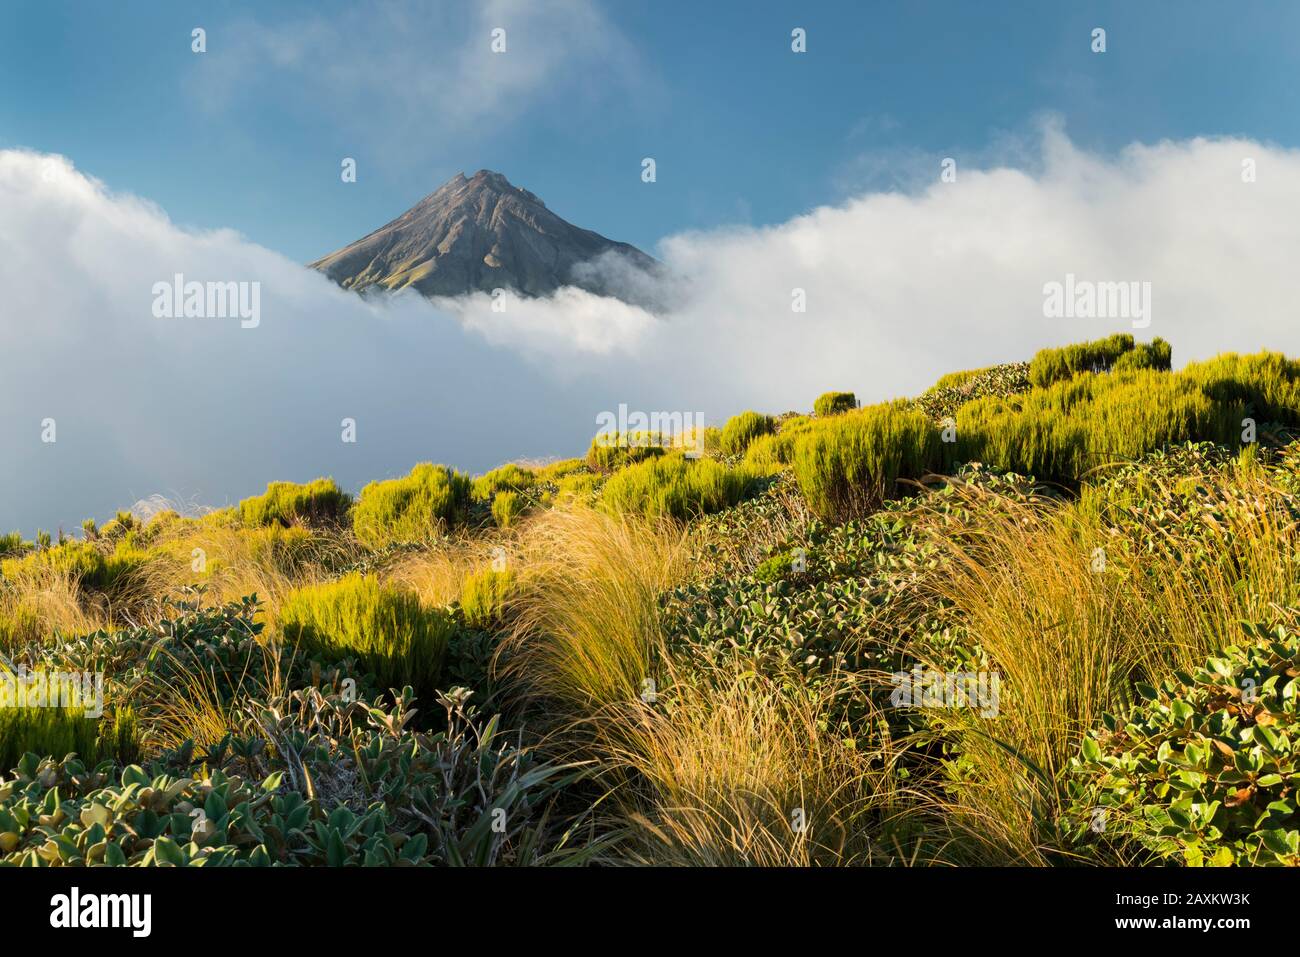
492,491,525,528
278,573,452,695
1029,333,1136,388
238,478,351,528
472,464,536,503
459,568,516,631
720,411,775,456
601,453,760,520
813,391,857,417
352,463,471,548
1068,620,1300,866
793,402,942,519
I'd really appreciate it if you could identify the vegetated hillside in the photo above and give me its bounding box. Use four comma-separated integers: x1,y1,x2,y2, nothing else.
3,334,1299,866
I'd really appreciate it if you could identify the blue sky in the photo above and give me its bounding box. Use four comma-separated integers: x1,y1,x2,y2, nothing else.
4,0,1299,261
5,1,1300,531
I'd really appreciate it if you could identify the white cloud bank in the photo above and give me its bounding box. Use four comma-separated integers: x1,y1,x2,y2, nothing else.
1,125,1298,530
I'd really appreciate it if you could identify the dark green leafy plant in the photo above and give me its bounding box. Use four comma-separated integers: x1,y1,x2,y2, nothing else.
1067,620,1300,866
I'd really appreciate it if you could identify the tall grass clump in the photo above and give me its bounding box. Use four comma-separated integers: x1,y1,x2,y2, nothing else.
913,459,1300,863
0,567,106,650
238,478,351,528
719,410,775,456
793,402,942,520
352,463,471,548
601,453,760,520
613,662,901,866
277,573,453,696
500,506,687,722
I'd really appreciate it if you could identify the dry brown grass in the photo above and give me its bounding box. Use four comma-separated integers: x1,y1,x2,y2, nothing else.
0,566,111,651
613,661,902,866
498,504,689,720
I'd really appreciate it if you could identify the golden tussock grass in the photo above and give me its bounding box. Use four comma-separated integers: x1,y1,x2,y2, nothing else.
913,460,1300,864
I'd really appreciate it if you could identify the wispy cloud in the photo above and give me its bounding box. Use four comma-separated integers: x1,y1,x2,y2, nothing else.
190,0,649,154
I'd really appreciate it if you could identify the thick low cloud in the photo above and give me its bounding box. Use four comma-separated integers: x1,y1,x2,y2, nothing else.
0,151,611,532
2,125,1298,531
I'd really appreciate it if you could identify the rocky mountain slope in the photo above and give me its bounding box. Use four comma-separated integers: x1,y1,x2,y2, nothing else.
310,169,656,300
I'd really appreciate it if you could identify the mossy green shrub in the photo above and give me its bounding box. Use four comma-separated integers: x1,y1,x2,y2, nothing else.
238,478,351,528
720,411,776,456
352,463,471,548
459,568,516,631
491,491,525,528
0,706,139,775
278,574,453,696
586,431,668,472
471,464,536,503
813,391,857,417
601,453,760,520
1028,333,1137,388
955,369,1242,484
1067,620,1300,866
793,403,943,519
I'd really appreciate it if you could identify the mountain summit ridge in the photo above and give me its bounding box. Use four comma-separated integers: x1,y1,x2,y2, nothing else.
310,169,655,300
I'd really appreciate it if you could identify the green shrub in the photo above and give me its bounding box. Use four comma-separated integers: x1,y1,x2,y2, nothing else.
601,453,760,520
1029,334,1136,388
744,415,816,468
793,403,943,519
586,432,668,472
0,541,153,596
813,391,857,417
492,491,525,528
0,705,139,775
238,478,351,527
720,411,776,456
534,458,587,481
1112,337,1173,374
555,472,603,503
472,464,536,503
955,369,1242,483
352,463,471,548
1067,620,1300,866
0,532,28,558
1181,351,1300,428
459,568,516,631
278,574,453,695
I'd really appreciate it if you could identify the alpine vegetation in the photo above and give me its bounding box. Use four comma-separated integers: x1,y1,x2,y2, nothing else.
4,336,1297,870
